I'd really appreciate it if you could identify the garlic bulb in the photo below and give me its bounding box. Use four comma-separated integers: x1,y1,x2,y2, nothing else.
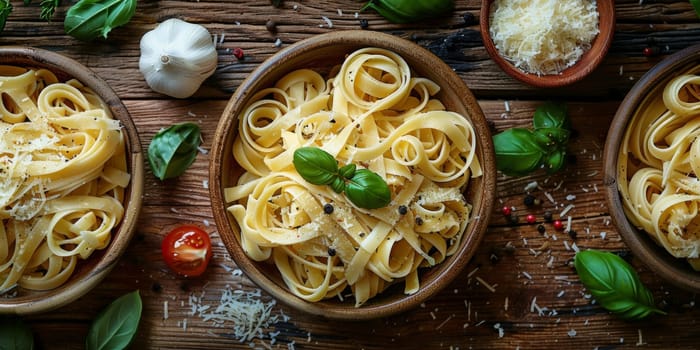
139,18,218,99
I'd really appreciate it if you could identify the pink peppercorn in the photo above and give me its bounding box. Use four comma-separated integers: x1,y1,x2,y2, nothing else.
502,206,512,217
232,48,244,60
526,214,536,224
553,220,564,231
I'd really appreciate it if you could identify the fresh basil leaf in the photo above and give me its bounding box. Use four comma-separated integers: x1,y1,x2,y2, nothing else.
532,127,570,148
345,169,391,209
86,290,142,350
64,0,136,41
543,148,566,174
330,176,345,193
691,0,700,19
574,250,666,320
147,122,201,180
362,0,454,23
338,163,356,179
0,0,12,33
493,128,545,176
533,102,569,130
0,317,34,350
293,147,339,186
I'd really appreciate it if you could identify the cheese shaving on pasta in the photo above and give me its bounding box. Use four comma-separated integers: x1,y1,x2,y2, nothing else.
0,66,129,292
225,48,482,306
618,64,700,270
489,0,599,75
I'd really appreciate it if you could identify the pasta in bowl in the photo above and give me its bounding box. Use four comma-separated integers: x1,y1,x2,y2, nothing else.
210,31,496,319
0,47,143,314
604,43,700,293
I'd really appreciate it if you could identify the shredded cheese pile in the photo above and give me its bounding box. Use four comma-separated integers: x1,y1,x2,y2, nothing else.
489,0,599,75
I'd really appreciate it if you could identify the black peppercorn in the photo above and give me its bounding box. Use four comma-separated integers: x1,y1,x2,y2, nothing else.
537,224,546,234
359,19,369,29
462,12,476,25
323,203,334,214
265,19,277,33
151,282,162,293
523,195,536,207
328,247,336,256
415,217,424,225
568,230,577,240
398,205,408,215
508,214,519,226
543,211,553,223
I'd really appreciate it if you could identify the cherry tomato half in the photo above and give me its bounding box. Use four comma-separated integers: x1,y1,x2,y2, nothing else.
161,225,212,277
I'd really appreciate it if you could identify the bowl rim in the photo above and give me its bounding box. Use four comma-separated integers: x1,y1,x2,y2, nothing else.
209,30,496,320
0,46,144,315
603,43,700,292
479,0,616,88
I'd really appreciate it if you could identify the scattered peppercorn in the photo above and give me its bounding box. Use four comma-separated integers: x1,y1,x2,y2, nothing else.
415,216,424,225
543,211,553,223
265,19,277,33
328,247,336,256
553,220,564,231
232,47,245,60
270,0,282,7
568,230,577,240
643,46,659,57
537,224,546,234
359,19,369,29
526,214,536,224
566,153,577,165
462,12,476,25
501,206,512,217
151,282,162,293
508,214,519,225
323,203,334,214
523,195,536,207
398,205,408,215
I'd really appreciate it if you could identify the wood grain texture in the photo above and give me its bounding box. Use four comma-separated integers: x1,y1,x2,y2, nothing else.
6,0,700,349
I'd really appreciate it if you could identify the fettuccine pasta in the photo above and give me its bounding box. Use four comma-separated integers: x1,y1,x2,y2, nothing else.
0,66,129,293
225,48,482,306
618,64,700,270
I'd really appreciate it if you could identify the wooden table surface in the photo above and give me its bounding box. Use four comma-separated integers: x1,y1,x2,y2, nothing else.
5,0,700,349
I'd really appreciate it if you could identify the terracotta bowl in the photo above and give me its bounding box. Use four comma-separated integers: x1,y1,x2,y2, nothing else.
210,30,496,320
0,46,144,314
479,0,615,88
603,44,700,293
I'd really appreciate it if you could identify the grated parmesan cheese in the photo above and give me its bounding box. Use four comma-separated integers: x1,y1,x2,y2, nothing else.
489,0,599,75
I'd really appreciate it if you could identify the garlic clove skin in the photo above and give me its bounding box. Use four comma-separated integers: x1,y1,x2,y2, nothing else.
139,18,218,99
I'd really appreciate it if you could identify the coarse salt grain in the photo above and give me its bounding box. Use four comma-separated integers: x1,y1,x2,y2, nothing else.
601,232,607,239
522,271,532,280
568,329,577,337
476,276,497,293
557,290,565,298
525,181,538,192
321,16,333,28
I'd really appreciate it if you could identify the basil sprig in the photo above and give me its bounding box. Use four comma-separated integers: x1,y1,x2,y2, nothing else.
362,0,454,23
293,147,391,209
0,316,34,349
86,290,142,350
0,0,11,33
64,0,137,41
148,122,201,180
574,250,666,320
493,102,571,176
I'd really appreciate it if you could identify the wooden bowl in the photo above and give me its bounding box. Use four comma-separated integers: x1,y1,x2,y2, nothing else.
0,46,144,314
603,44,700,292
479,0,615,88
210,30,496,320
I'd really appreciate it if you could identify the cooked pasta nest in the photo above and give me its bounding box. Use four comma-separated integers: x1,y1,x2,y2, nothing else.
224,48,482,306
0,66,129,294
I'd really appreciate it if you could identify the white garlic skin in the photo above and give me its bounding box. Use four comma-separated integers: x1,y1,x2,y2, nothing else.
139,18,218,99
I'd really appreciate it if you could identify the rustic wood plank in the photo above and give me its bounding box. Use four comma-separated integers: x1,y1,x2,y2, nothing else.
9,1,700,348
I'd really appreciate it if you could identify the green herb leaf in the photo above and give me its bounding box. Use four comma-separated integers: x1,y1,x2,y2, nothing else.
543,148,566,174
293,147,339,186
64,0,137,41
691,0,700,19
574,250,666,320
532,102,569,130
86,290,142,350
292,147,391,209
0,316,34,350
493,128,545,176
0,0,12,34
345,169,391,209
362,0,454,23
147,122,201,180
